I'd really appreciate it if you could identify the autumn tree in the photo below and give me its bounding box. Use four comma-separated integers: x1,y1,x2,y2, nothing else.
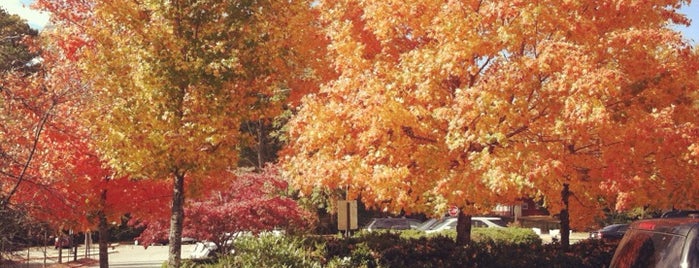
1,12,172,266
283,0,699,248
24,115,171,268
136,165,312,255
0,5,93,262
35,0,329,266
0,6,42,210
0,8,56,260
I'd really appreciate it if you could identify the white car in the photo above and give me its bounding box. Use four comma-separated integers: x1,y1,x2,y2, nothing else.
424,217,506,234
364,217,423,232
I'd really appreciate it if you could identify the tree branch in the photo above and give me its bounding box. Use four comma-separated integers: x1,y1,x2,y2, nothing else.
1,102,54,209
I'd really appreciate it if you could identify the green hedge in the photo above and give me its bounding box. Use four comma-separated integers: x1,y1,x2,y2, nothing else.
408,227,543,246
185,230,616,268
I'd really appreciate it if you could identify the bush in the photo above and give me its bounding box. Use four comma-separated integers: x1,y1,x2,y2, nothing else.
472,227,542,245
419,227,542,246
198,230,615,268
326,243,377,268
378,236,456,267
231,233,323,267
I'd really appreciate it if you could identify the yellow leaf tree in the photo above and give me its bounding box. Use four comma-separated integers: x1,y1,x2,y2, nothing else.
283,0,699,247
36,0,328,266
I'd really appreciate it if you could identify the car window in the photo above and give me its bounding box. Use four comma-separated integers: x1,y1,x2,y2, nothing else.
602,225,620,231
654,234,685,266
618,225,629,232
417,219,439,231
490,219,506,227
690,233,699,268
371,220,394,229
392,223,411,230
370,219,420,229
424,218,451,231
472,220,487,228
611,230,685,267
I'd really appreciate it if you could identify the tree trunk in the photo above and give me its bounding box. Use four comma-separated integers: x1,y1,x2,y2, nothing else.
57,243,62,264
73,241,77,262
257,119,265,169
455,211,472,246
167,172,185,268
560,183,570,251
98,176,110,268
98,208,109,268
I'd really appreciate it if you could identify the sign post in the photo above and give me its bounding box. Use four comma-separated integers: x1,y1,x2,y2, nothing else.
337,200,358,237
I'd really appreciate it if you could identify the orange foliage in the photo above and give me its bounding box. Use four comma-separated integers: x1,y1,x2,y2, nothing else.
283,0,699,230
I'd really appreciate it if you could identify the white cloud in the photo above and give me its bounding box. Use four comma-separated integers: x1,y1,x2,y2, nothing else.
0,0,50,30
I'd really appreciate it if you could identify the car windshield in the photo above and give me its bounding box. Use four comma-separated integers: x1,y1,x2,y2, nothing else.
429,218,454,230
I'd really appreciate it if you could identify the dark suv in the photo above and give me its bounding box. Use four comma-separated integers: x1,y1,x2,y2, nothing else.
609,217,699,267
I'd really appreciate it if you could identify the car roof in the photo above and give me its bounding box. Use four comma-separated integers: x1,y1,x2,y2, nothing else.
628,217,699,236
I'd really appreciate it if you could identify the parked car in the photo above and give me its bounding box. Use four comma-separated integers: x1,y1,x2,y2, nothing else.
364,217,423,232
589,223,628,242
417,218,441,231
609,217,699,268
424,216,506,234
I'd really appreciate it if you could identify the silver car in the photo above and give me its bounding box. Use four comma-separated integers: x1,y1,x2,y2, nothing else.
424,216,506,234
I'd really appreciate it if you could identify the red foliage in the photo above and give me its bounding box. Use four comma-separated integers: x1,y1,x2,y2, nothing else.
136,165,313,252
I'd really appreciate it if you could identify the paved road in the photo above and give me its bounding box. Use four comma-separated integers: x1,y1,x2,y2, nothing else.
7,244,197,268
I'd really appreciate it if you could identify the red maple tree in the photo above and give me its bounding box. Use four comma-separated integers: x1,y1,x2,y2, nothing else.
136,165,313,255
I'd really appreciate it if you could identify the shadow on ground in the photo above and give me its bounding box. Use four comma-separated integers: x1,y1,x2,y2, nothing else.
2,258,98,268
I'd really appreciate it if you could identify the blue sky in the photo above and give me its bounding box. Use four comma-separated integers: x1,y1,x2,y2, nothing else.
675,1,699,44
0,0,49,30
1,0,698,44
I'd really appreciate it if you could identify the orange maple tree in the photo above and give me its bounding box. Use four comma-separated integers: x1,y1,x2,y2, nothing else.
282,0,699,247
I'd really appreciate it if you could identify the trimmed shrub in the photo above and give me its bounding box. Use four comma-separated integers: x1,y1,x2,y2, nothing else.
195,230,615,268
472,227,542,245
